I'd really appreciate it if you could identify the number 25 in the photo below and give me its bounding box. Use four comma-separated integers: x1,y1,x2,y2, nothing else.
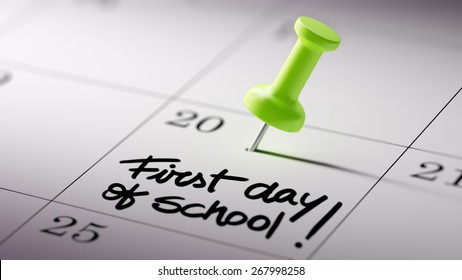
41,216,107,243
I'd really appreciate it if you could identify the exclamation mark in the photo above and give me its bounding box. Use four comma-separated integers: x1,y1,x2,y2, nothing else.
295,202,343,248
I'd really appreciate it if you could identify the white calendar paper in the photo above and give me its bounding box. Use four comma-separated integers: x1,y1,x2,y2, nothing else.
0,0,461,259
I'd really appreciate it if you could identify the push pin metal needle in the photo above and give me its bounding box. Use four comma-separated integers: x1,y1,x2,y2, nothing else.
245,16,340,152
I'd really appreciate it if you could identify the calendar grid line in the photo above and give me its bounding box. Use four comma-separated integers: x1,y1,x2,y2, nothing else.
0,0,462,260
307,86,462,259
2,58,461,161
0,186,288,259
176,96,462,160
0,187,51,203
0,58,170,100
0,1,283,252
0,200,51,247
51,200,289,259
409,146,462,161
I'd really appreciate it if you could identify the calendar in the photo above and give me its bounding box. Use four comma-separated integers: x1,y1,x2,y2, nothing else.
0,0,461,259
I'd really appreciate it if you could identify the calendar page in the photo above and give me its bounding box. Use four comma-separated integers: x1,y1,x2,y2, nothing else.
0,0,461,259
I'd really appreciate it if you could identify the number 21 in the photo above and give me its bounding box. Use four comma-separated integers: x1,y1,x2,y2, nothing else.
410,161,462,187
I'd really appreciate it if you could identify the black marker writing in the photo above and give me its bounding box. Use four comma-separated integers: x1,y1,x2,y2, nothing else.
244,182,328,221
207,169,249,193
120,155,249,192
289,194,328,222
102,155,345,244
152,196,285,239
102,183,149,210
120,155,180,179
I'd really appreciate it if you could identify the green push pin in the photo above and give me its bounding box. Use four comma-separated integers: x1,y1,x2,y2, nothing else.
245,16,340,151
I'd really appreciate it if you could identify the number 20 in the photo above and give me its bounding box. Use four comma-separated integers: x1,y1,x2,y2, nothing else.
166,110,224,133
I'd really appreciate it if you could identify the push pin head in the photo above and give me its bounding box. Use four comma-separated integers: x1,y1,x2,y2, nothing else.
295,16,340,52
244,16,340,132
